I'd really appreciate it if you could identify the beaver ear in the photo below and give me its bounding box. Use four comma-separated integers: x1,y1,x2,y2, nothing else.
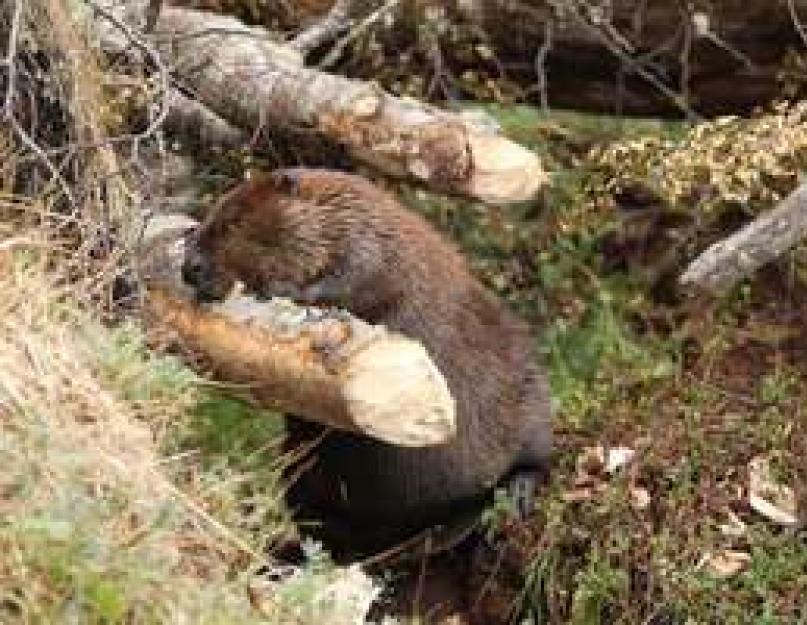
271,170,299,195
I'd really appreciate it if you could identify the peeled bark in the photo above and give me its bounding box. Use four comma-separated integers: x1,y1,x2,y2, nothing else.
138,214,456,447
146,288,456,447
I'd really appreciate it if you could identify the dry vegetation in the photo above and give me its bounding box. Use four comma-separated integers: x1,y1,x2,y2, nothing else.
0,1,382,621
0,185,387,625
596,102,807,214
0,231,257,622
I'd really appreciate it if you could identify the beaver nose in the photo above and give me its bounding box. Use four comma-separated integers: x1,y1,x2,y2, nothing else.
181,255,208,288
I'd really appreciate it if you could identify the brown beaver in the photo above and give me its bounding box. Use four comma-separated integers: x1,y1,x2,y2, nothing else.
183,168,552,559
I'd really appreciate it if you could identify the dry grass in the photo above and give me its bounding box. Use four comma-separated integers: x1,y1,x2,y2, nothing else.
0,232,270,622
0,230,390,622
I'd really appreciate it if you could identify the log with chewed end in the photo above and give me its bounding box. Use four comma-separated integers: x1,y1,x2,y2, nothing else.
144,288,456,447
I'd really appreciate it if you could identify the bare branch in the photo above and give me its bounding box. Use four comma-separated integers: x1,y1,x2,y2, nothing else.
561,0,702,122
1,0,23,115
84,0,171,152
787,0,807,49
532,19,553,111
2,0,76,207
319,0,399,69
290,0,353,55
680,181,807,295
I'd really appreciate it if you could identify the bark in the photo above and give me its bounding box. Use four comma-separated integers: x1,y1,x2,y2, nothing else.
164,89,249,154
147,6,547,204
680,181,807,295
138,214,456,448
88,1,547,203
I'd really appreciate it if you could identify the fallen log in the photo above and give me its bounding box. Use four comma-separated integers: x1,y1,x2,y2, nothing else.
90,1,548,204
268,0,807,118
680,181,807,295
138,214,456,447
436,0,807,118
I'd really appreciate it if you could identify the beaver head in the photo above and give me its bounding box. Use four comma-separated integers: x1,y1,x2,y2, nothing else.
182,170,340,302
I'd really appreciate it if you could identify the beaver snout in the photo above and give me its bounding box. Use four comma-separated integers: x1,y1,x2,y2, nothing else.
181,249,219,302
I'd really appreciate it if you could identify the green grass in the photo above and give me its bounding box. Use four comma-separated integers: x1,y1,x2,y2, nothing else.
398,105,807,623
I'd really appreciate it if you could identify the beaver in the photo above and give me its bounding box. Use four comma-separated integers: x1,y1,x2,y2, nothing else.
182,168,552,558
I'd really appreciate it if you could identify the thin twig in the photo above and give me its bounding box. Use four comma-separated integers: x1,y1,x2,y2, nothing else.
2,0,76,207
83,0,171,152
565,0,702,122
2,0,23,115
787,0,807,49
290,0,353,54
319,0,400,69
533,19,553,111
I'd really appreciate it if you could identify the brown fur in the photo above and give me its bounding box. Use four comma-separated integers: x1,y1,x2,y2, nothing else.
184,168,552,557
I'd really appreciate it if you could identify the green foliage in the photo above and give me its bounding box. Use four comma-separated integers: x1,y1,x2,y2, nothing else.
0,298,264,623
183,393,285,469
89,320,197,403
477,104,687,160
541,290,675,429
569,550,630,625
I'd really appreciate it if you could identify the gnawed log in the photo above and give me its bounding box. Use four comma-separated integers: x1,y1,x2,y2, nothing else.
146,288,456,447
156,6,546,203
138,213,456,447
680,181,807,295
88,2,547,204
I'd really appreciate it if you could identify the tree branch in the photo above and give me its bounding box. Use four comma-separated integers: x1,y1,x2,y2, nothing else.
680,181,807,294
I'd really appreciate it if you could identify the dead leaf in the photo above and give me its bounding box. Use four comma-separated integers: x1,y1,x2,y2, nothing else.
576,445,637,481
630,486,651,510
701,550,752,578
748,455,798,526
605,447,637,474
561,485,605,503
